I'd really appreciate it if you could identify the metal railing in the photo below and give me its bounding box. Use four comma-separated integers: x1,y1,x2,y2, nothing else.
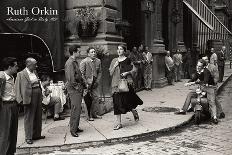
183,0,232,53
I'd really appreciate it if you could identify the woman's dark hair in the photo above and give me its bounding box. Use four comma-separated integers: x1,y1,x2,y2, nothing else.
69,45,80,55
1,57,17,70
118,45,126,52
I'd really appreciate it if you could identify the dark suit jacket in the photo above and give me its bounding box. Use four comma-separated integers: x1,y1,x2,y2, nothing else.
217,50,226,67
15,69,41,105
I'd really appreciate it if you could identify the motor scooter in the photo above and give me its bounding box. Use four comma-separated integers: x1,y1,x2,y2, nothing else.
191,85,210,125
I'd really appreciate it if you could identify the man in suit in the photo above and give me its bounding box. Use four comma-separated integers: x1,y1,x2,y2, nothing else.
15,58,45,144
0,57,19,155
65,45,84,137
217,46,226,82
80,47,102,121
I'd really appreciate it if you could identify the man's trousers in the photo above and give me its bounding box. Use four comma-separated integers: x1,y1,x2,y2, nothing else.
0,102,18,155
24,87,42,140
69,91,82,133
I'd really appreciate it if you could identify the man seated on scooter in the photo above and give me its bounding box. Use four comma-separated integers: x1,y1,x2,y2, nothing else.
175,59,219,124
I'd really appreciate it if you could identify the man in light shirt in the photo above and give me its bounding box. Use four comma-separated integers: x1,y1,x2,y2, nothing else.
165,51,175,85
173,49,183,82
210,48,217,66
0,57,19,155
15,58,45,144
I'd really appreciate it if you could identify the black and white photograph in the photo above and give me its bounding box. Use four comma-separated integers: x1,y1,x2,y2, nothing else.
0,0,232,154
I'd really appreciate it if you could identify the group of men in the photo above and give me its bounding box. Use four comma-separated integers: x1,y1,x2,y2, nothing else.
65,45,102,137
165,49,184,85
128,44,153,91
174,46,227,124
0,45,103,154
0,57,45,154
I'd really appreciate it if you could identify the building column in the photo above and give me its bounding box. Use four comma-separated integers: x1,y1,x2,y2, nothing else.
151,0,168,88
176,0,186,51
64,0,123,97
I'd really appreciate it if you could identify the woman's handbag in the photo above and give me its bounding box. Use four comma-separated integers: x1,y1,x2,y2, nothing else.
118,78,129,92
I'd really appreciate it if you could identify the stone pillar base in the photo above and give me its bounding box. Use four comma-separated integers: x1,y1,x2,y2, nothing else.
178,41,186,52
151,39,168,88
152,77,168,88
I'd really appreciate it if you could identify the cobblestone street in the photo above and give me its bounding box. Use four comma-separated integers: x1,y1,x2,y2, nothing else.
36,77,232,155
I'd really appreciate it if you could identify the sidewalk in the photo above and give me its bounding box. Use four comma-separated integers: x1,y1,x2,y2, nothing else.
16,62,232,155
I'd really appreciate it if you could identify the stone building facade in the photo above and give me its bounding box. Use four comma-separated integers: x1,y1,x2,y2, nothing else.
64,0,231,96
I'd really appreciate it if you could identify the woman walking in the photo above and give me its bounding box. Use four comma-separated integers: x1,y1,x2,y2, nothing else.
109,45,143,130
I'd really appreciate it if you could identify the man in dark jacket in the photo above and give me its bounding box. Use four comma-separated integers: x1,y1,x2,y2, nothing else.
175,59,219,124
65,45,84,137
0,57,19,155
217,46,226,82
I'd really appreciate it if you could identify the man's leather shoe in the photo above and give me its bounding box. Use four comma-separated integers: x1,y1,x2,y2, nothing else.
93,115,102,119
54,116,65,121
71,132,79,137
33,136,45,140
219,112,225,119
174,111,186,115
26,139,33,144
187,107,194,112
212,118,218,124
88,117,94,121
76,128,83,133
47,115,53,119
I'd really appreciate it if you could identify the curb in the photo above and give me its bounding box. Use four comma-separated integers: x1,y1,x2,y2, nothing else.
16,71,232,155
216,74,232,95
16,114,194,155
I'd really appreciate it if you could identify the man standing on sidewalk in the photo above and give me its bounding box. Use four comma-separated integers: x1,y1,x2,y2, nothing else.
173,49,183,82
0,57,19,155
65,45,84,137
143,46,153,91
210,48,218,66
80,47,102,121
15,58,45,144
202,56,225,119
165,51,175,85
217,46,226,83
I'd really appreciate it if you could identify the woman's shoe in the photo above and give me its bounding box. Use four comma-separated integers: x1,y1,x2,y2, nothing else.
54,116,65,121
132,110,139,122
113,124,122,130
88,118,94,121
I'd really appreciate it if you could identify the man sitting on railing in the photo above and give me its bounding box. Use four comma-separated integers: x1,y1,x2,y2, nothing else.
41,75,65,121
175,59,219,124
